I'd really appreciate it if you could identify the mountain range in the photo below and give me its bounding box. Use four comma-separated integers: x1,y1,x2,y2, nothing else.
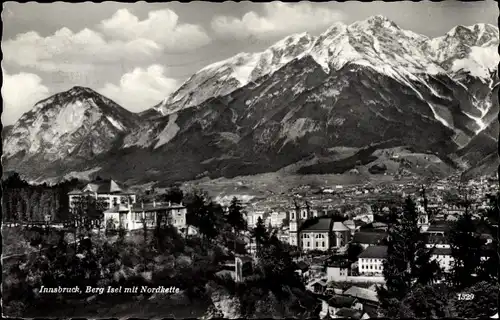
3,16,499,187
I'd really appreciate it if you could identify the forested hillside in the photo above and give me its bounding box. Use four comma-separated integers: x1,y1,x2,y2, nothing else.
2,173,83,222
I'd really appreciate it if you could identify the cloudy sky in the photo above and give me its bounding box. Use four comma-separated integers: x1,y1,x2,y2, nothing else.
2,1,497,125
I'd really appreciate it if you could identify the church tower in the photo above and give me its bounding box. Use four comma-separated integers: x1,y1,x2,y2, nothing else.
289,199,302,247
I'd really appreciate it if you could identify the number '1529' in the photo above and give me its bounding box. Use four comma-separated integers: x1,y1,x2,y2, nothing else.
457,293,475,301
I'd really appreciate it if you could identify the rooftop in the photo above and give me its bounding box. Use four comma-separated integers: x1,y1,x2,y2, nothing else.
432,247,452,256
343,286,379,303
327,295,356,308
68,179,134,195
131,202,185,212
296,261,309,271
358,245,388,259
335,307,362,319
353,232,387,245
302,217,332,232
332,221,350,232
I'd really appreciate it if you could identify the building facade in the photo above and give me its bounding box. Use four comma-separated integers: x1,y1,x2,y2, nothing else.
357,245,387,276
104,201,187,231
68,179,137,211
68,179,186,232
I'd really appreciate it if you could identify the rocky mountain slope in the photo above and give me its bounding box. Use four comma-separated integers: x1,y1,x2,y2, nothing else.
3,86,140,179
3,16,498,185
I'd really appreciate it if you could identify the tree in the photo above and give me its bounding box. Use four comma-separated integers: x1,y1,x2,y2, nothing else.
257,233,302,289
226,197,247,235
184,189,210,237
347,243,364,262
377,197,441,317
252,217,268,256
71,195,106,238
397,283,452,318
451,281,499,318
447,211,485,289
198,201,223,244
161,185,184,204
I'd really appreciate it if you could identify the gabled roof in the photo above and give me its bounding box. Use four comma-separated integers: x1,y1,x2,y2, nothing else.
296,260,309,271
363,305,379,318
358,246,387,259
343,286,379,303
336,308,362,319
302,217,332,232
353,232,387,245
327,295,356,308
426,222,452,233
332,221,350,232
424,233,448,245
74,179,134,195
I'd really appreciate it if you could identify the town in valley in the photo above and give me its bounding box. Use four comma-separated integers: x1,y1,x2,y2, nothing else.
2,1,499,319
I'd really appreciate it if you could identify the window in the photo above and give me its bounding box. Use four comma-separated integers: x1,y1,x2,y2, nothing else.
306,242,310,247
322,241,325,247
145,212,155,221
135,212,142,221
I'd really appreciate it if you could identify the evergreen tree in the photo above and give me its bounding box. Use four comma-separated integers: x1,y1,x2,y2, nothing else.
377,197,441,317
198,201,223,244
447,211,485,289
226,197,247,234
252,217,268,256
184,189,210,236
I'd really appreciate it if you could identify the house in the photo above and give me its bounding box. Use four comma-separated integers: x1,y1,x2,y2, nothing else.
326,259,351,282
104,201,187,231
68,178,137,211
295,260,310,279
371,222,388,231
247,210,265,228
320,295,362,319
424,221,452,235
343,286,379,305
430,247,454,272
269,210,288,227
307,278,328,294
357,246,387,276
335,307,363,319
352,232,387,249
424,233,450,249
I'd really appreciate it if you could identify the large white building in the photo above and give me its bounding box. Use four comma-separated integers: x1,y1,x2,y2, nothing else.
296,218,351,252
68,179,137,211
357,245,387,276
68,179,187,232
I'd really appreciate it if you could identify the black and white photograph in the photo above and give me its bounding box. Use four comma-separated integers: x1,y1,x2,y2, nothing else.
1,1,499,318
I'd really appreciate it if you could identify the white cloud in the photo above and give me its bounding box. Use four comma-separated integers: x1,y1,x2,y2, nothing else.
2,8,210,74
98,65,179,112
212,2,345,39
99,8,211,52
2,27,162,73
2,69,50,125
